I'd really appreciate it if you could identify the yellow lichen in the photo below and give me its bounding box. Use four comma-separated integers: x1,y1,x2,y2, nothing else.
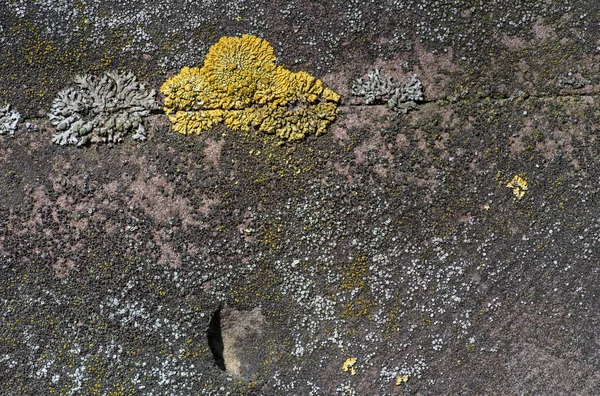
506,174,528,199
160,34,340,140
342,357,357,375
395,375,409,385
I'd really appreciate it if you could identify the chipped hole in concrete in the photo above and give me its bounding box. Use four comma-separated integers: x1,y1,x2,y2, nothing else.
217,305,267,379
207,307,226,371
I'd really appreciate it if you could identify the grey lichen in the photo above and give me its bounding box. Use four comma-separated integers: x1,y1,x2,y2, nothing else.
351,68,424,113
0,103,21,136
351,69,396,105
558,71,590,89
49,71,156,146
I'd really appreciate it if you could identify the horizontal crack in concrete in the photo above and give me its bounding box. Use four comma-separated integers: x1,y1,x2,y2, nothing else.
12,91,598,124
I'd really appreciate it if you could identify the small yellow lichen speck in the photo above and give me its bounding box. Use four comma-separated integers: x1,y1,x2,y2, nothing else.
160,34,340,140
395,375,409,385
506,174,528,199
342,357,357,375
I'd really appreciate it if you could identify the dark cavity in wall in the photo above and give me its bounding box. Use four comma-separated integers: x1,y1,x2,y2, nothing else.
207,307,226,371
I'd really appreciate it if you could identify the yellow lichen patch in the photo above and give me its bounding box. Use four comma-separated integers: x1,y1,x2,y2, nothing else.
506,174,528,199
395,375,409,385
340,257,376,319
169,110,224,135
341,256,368,290
342,357,357,375
322,87,341,103
160,34,340,140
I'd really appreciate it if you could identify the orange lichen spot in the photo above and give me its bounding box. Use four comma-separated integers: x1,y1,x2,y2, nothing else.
160,34,340,140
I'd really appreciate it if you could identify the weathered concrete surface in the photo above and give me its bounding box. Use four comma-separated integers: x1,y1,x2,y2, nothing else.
1,1,600,395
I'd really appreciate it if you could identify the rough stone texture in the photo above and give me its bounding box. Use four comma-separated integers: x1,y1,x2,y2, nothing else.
1,1,600,395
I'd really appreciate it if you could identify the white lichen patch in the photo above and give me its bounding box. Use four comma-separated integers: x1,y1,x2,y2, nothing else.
49,70,156,146
252,183,483,392
351,69,424,112
0,103,21,136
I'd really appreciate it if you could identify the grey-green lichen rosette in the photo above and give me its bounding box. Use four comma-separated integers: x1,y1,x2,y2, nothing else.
352,68,424,113
49,71,156,146
0,103,21,136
